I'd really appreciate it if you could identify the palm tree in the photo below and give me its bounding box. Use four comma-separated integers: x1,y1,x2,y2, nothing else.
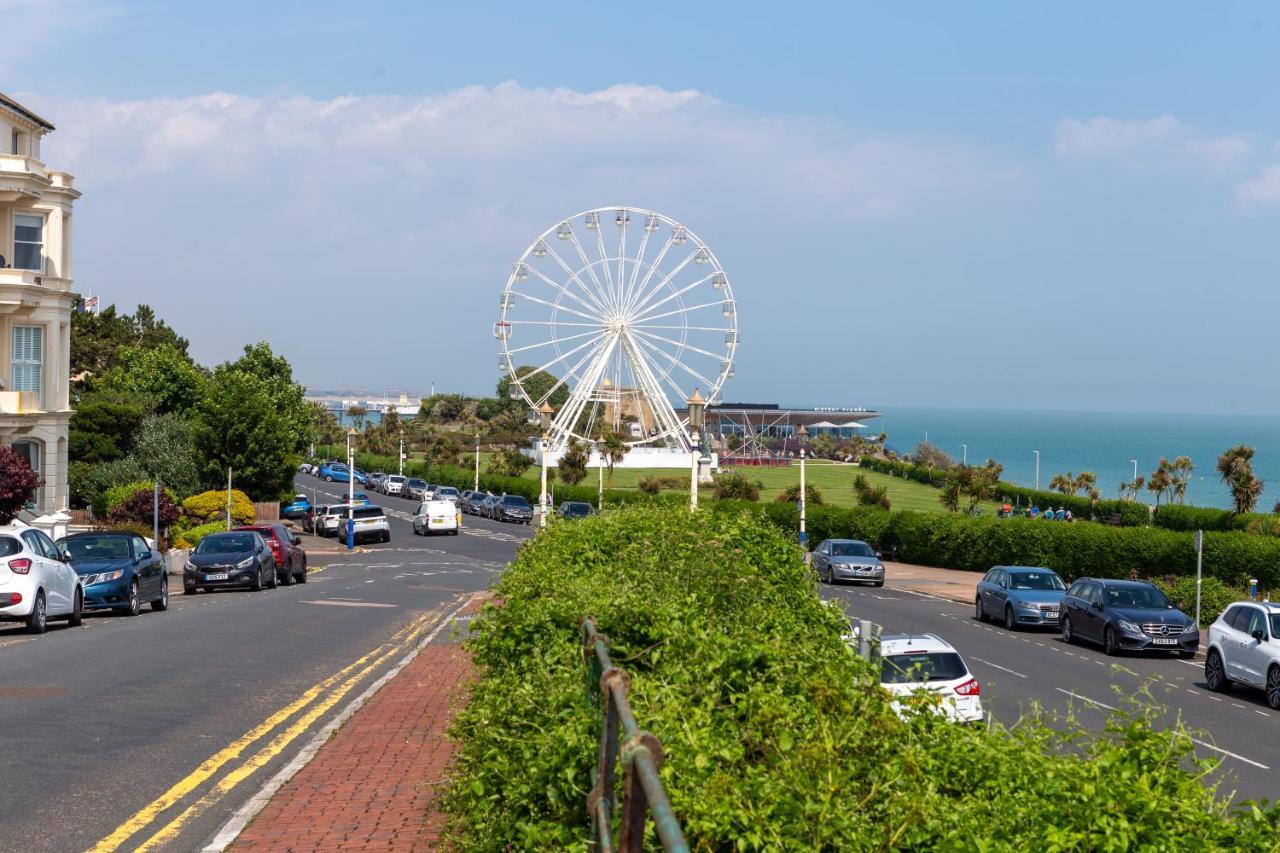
1072,471,1097,497
1170,456,1193,504
599,431,628,488
1119,475,1145,501
1217,445,1264,513
1147,465,1172,506
1048,472,1075,495
346,405,367,431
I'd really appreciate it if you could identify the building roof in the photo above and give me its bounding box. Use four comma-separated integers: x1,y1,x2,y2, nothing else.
0,92,54,131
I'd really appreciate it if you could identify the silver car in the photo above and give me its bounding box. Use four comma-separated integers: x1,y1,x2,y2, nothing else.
812,538,884,587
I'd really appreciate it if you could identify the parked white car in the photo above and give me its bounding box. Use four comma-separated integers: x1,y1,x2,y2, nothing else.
1205,601,1280,708
0,523,84,633
383,475,406,496
413,499,460,536
877,633,984,724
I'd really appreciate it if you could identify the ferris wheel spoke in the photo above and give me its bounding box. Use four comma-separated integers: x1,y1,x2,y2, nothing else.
505,327,606,355
628,299,726,326
616,216,628,310
627,272,717,325
552,336,618,439
632,328,729,364
567,228,615,315
631,333,716,394
506,320,601,327
542,242,613,316
633,324,736,333
620,231,677,317
525,265,609,320
623,247,700,318
621,333,688,443
620,224,654,312
533,333,614,409
510,290,602,324
523,330,611,384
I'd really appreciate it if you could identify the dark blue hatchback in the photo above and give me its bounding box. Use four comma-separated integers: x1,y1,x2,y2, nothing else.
58,532,168,616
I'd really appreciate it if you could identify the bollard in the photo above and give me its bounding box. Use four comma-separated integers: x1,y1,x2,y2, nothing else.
347,519,355,550
1250,578,1258,600
858,619,872,661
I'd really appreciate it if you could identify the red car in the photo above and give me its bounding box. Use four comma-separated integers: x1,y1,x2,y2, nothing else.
233,523,308,585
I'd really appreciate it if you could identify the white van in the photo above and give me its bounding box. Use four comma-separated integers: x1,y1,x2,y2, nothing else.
412,499,460,536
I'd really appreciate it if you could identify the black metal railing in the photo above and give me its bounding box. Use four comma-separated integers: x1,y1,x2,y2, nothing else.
581,617,689,853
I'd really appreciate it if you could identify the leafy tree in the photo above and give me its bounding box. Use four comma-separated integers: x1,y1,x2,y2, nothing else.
98,344,206,415
131,414,200,498
852,474,891,510
725,434,743,452
1073,471,1098,498
1049,472,1076,496
558,440,590,486
1147,463,1173,506
940,466,997,513
777,483,824,505
106,487,180,529
219,343,314,454
712,472,760,501
1217,445,1264,514
486,447,533,477
191,370,299,500
496,366,570,411
71,458,147,512
1169,456,1194,505
912,441,954,470
69,390,147,463
423,431,463,467
71,302,189,386
808,434,837,460
1119,475,1145,502
599,431,629,487
0,447,41,523
310,401,344,446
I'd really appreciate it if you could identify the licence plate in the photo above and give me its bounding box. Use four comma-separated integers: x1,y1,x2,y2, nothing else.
205,573,228,581
1152,637,1178,645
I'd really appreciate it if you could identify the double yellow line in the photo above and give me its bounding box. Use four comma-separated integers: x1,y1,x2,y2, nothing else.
91,606,445,852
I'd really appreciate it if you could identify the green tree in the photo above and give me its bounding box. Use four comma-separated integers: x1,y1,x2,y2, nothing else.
310,402,344,446
808,434,837,460
599,431,628,487
220,343,314,451
1119,475,1145,502
558,440,590,486
496,366,570,411
912,441,954,470
71,302,190,387
347,406,367,431
69,390,147,463
1147,461,1173,506
98,344,206,415
712,471,760,501
1217,445,1264,514
486,447,533,477
191,370,299,500
131,413,200,498
1049,472,1075,496
1170,456,1194,505
777,483,824,505
852,474,891,510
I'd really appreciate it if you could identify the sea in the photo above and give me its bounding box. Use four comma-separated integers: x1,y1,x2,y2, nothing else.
875,407,1280,511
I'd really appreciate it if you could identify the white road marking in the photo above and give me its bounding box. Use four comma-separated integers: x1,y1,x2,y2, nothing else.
1258,710,1271,717
1189,738,1270,770
1056,688,1119,712
300,600,397,608
970,657,1028,678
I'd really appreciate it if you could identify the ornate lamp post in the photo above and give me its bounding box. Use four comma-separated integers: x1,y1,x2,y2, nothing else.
687,389,706,512
475,431,482,492
797,423,809,550
345,427,357,551
538,402,554,528
398,430,405,477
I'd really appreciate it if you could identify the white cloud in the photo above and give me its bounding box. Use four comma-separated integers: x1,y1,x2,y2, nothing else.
1235,163,1280,208
1053,115,1253,175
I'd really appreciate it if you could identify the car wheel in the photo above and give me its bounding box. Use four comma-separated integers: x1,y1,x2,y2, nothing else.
26,590,47,634
296,569,307,584
280,569,293,586
325,475,334,482
1103,626,1119,656
1205,649,1229,691
68,589,84,626
975,597,986,622
267,569,278,589
1267,666,1280,711
151,577,169,611
1004,605,1017,632
383,532,391,543
252,569,263,592
452,529,459,536
872,581,883,588
123,579,141,616
1061,615,1074,644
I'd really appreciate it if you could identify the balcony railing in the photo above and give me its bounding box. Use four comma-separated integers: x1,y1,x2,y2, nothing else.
0,391,42,414
0,154,50,182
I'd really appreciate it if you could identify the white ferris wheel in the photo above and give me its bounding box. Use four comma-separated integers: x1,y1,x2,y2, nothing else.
496,206,738,452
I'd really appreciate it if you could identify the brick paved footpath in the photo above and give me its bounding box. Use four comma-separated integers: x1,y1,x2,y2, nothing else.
231,602,483,851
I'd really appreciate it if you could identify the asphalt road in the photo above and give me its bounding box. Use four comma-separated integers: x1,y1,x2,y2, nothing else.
0,473,531,852
823,578,1280,804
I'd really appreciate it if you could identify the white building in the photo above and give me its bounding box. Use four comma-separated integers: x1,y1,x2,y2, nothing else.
0,93,78,513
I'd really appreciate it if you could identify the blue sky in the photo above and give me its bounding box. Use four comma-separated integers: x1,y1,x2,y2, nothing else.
7,1,1280,413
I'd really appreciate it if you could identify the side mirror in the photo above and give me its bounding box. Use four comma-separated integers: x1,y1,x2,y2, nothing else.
292,535,301,545
1253,629,1266,642
875,552,882,560
1092,601,1104,612
140,550,153,561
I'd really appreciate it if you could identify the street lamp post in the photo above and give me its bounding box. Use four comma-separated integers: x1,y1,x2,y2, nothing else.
1130,459,1138,484
961,444,967,467
474,432,481,492
538,403,554,528
797,424,809,550
597,441,604,508
398,432,405,477
1034,450,1040,492
687,389,706,512
346,427,357,551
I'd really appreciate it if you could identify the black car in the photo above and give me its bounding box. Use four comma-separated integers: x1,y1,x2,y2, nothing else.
402,478,429,501
495,494,533,524
557,501,596,519
184,531,277,594
1061,577,1199,657
466,491,491,515
475,493,500,518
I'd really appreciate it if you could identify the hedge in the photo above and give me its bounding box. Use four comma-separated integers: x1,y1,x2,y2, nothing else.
173,521,231,550
444,505,1280,848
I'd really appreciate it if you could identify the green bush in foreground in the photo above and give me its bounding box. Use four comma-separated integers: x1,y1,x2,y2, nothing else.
445,507,1279,850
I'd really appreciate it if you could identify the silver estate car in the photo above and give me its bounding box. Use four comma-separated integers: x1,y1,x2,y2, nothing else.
812,538,884,587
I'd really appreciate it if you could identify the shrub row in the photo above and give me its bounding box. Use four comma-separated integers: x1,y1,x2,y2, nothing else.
1150,503,1280,535
760,504,1280,590
444,505,1280,848
857,454,947,486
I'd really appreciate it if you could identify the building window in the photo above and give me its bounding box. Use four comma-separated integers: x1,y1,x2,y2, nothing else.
10,129,17,155
13,214,43,271
11,325,43,406
11,440,41,508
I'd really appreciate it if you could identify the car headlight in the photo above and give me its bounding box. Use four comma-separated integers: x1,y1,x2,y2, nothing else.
1016,600,1040,610
1184,623,1199,634
1117,619,1143,635
236,557,255,569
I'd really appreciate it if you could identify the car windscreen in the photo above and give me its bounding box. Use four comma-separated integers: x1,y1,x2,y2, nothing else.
196,534,257,554
389,476,405,483
0,535,23,557
436,487,458,496
502,496,531,508
564,503,591,515
830,542,874,557
407,479,427,487
881,652,967,684
1104,586,1172,609
353,507,385,520
62,536,132,560
1009,572,1065,591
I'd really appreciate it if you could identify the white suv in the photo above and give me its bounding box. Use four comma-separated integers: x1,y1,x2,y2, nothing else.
1205,601,1280,708
877,633,984,724
383,475,406,496
0,523,84,633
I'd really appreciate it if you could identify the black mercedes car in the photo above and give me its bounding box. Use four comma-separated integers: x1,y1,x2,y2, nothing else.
1060,577,1198,657
184,531,277,594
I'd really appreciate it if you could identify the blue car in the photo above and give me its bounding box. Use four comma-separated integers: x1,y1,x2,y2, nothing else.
58,531,169,616
975,566,1066,630
281,493,312,519
317,463,367,484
